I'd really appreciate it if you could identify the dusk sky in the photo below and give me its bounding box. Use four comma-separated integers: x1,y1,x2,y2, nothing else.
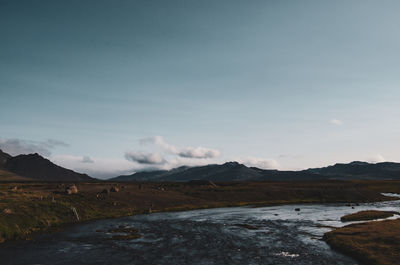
1,0,400,178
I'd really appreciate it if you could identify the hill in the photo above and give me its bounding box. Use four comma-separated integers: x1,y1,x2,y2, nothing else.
0,150,94,181
111,161,400,182
111,162,324,182
307,161,400,179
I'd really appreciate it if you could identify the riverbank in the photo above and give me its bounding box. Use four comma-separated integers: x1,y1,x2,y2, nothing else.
1,180,400,244
324,214,400,265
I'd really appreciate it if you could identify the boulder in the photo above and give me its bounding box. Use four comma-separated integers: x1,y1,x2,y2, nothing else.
66,185,78,194
2,208,12,214
110,186,119,192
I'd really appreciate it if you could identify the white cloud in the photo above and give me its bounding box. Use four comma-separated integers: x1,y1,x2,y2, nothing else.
330,119,343,126
366,154,386,163
124,151,166,165
140,136,220,159
0,138,69,156
178,147,220,159
81,156,94,163
51,155,138,179
236,157,280,169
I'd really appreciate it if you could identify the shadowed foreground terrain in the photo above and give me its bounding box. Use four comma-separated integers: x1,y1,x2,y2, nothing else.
324,215,400,265
340,210,399,222
1,180,400,245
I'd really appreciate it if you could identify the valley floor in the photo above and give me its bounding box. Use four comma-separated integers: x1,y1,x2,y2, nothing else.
1,180,400,264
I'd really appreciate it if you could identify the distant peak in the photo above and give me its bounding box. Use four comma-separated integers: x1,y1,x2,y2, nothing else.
348,161,370,166
223,161,241,167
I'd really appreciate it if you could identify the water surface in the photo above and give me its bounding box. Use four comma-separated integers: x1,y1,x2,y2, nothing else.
2,198,400,265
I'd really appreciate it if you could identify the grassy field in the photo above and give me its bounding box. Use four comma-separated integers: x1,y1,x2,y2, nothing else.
324,216,400,265
0,180,400,245
340,210,399,222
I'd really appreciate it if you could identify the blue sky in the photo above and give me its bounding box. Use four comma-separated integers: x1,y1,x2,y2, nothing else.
1,0,400,178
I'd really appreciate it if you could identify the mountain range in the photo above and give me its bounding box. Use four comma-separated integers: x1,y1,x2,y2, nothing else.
111,160,400,182
1,149,400,182
0,149,93,181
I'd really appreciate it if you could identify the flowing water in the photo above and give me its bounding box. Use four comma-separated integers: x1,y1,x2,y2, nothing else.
2,197,400,265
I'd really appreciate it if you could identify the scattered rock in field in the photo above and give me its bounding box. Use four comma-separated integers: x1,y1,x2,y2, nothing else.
2,208,12,214
295,208,301,211
187,180,218,188
110,186,119,192
10,186,18,191
66,185,78,194
101,189,110,194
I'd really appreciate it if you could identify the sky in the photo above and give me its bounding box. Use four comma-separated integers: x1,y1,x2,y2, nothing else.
1,0,400,178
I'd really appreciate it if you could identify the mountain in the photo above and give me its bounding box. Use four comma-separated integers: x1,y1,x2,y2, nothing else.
111,162,324,182
0,150,94,181
307,161,400,179
111,160,400,182
0,149,11,168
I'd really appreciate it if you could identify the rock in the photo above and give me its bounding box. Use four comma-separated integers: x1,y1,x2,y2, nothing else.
295,208,301,211
101,189,110,194
10,186,18,192
2,208,12,214
66,185,78,194
110,186,119,192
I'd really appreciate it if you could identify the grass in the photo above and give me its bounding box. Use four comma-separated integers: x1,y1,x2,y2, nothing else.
340,210,399,222
324,218,400,265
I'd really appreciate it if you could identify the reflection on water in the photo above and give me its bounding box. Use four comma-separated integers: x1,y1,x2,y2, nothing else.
1,197,400,265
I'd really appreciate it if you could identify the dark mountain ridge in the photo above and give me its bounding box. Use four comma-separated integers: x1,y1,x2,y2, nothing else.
307,161,400,178
0,150,94,181
112,160,400,182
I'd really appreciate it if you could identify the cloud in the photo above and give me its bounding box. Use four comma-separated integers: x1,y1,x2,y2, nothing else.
81,156,94,163
140,136,220,159
366,154,386,163
124,151,166,165
51,155,138,179
178,147,220,158
236,157,280,169
330,119,343,126
0,138,69,156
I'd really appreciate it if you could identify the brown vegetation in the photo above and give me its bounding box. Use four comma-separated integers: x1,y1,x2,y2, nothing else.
324,218,400,265
340,210,398,222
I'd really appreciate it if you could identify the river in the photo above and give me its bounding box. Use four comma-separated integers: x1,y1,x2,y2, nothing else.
1,196,400,265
